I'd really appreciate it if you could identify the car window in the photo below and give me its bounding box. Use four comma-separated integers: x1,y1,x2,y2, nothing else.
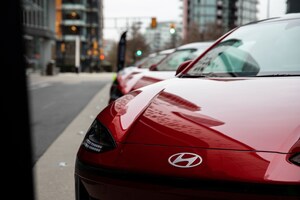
156,49,196,71
187,19,300,77
140,54,167,69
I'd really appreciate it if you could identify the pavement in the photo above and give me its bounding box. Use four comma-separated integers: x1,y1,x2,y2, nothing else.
29,72,115,200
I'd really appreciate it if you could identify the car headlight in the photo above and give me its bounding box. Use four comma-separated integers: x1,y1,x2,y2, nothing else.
289,153,300,166
81,119,116,153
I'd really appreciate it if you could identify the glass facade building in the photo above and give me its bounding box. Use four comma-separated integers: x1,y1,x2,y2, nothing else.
56,0,104,72
183,0,258,40
22,0,56,74
286,0,300,13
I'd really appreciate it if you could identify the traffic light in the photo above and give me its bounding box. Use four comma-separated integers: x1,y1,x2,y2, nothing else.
99,54,105,60
136,50,142,57
151,17,157,29
93,41,98,49
60,43,65,52
169,23,176,34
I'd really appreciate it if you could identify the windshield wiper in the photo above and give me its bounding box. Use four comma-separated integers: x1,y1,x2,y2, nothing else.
181,72,237,78
180,74,207,78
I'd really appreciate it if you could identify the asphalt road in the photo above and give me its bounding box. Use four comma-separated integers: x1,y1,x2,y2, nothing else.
27,73,113,164
28,72,114,200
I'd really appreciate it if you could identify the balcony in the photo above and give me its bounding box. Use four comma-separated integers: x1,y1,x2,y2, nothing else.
63,35,87,42
61,4,85,11
61,19,85,26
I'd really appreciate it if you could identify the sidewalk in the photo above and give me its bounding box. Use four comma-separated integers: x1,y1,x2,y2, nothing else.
27,71,116,86
32,72,114,200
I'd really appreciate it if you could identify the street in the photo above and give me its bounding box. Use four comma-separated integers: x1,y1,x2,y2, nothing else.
28,72,111,164
28,72,114,200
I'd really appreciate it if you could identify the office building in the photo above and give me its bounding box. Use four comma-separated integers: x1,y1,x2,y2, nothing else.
56,0,104,72
182,0,258,41
286,0,300,13
22,0,56,74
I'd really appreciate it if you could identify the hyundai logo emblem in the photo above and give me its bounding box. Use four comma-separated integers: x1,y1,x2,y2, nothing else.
168,152,202,168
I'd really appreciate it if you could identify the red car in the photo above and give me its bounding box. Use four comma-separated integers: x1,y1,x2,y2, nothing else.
110,41,213,104
75,13,300,200
109,48,175,103
130,41,213,92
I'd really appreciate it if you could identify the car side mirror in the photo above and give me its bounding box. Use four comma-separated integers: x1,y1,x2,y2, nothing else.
149,64,158,71
175,60,192,76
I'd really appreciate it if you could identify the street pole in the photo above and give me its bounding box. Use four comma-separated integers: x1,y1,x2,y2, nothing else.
267,0,270,18
75,35,81,73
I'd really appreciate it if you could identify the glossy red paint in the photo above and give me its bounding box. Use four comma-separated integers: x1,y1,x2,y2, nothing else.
76,14,300,200
130,71,175,91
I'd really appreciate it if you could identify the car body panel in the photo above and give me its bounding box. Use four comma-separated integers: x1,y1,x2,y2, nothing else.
76,172,299,200
130,71,175,92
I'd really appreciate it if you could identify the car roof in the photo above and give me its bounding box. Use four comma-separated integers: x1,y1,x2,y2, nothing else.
148,53,157,57
159,48,175,54
176,41,214,50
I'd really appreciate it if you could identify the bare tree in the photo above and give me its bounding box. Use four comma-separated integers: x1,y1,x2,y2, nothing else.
106,41,118,72
126,23,150,66
163,32,182,50
202,22,225,41
182,22,203,44
182,22,225,44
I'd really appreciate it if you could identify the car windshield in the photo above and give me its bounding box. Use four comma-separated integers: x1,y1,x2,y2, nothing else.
140,54,168,69
156,49,196,71
186,19,300,77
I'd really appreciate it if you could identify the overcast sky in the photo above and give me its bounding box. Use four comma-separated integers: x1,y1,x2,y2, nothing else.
103,0,287,41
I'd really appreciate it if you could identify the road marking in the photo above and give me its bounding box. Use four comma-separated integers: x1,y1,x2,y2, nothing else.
29,82,52,90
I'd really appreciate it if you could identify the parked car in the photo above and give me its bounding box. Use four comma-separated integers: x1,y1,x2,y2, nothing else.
129,41,213,92
109,48,175,103
75,13,300,200
110,42,213,104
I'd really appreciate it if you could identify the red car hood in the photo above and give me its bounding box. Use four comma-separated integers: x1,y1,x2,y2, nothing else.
121,71,175,94
117,68,149,87
106,77,300,154
131,71,176,91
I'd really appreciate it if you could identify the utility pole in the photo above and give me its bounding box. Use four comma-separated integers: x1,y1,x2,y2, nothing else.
75,36,81,73
267,0,270,18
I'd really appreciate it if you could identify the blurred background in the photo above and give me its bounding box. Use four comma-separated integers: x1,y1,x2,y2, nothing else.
22,0,299,74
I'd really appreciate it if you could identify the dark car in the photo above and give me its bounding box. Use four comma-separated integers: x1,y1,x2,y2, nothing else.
75,13,300,200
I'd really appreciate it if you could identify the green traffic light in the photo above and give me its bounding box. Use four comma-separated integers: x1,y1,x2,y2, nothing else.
170,28,176,34
136,50,142,56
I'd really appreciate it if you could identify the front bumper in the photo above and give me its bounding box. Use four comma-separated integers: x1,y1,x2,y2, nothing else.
75,159,300,200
